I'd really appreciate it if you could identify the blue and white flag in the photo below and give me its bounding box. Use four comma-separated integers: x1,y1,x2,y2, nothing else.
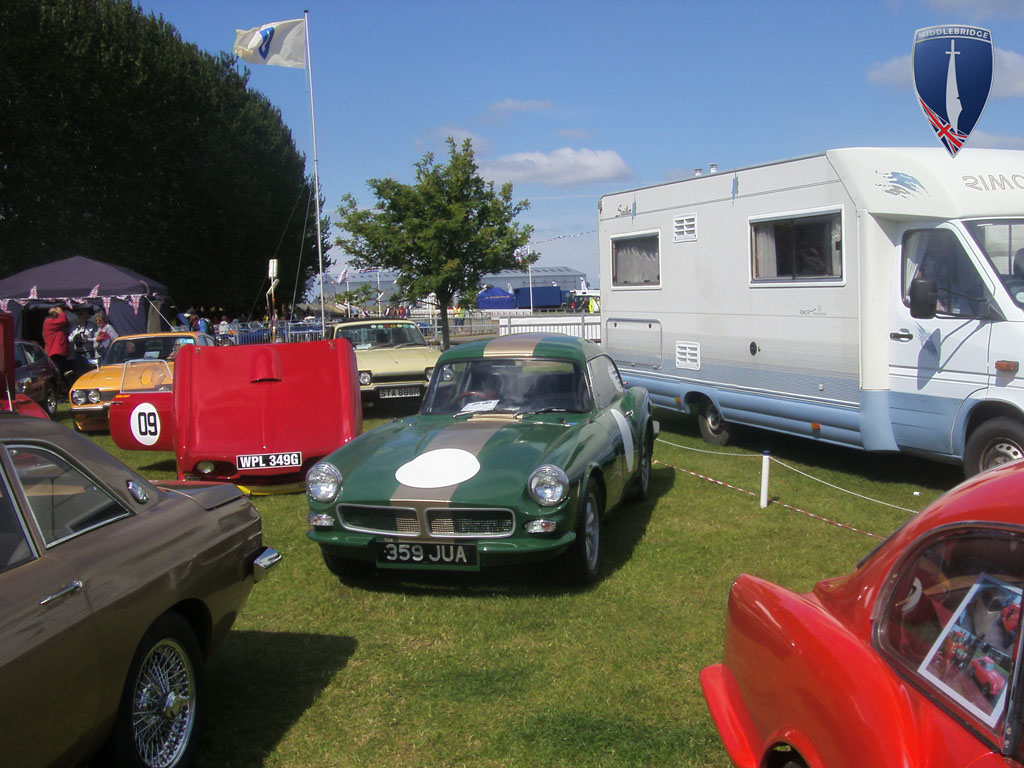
234,19,306,69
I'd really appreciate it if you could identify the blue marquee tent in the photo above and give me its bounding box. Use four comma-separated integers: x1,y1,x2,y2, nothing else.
475,285,515,310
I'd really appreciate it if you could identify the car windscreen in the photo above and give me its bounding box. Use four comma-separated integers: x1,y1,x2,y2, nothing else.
421,358,591,415
963,218,1024,308
102,336,193,365
335,323,427,350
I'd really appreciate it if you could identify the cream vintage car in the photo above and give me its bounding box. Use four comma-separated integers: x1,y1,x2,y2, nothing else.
332,320,439,404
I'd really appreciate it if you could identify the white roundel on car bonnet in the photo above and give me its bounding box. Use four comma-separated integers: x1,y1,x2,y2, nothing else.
395,448,481,488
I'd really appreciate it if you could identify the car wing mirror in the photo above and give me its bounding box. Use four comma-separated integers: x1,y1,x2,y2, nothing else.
909,277,937,320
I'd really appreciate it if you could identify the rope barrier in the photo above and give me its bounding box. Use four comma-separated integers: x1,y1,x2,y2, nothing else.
653,436,913,540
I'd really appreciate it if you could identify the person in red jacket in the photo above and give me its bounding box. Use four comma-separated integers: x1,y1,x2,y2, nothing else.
42,306,71,384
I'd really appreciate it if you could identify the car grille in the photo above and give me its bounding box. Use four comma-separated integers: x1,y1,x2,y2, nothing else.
340,505,420,535
427,509,514,538
371,373,426,384
338,505,515,538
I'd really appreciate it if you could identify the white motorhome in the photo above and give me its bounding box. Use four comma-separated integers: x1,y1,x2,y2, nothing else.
599,147,1024,475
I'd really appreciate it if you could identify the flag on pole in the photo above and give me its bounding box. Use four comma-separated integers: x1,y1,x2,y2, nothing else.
233,19,306,69
337,268,349,282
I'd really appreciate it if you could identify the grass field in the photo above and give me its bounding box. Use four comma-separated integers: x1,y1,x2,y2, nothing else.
65,403,965,767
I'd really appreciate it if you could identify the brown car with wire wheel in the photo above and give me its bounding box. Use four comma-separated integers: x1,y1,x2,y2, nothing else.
0,414,280,768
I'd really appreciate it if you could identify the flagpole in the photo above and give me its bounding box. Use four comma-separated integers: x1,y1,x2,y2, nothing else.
303,10,326,333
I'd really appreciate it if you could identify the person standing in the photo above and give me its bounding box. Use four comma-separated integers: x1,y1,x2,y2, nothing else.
43,306,71,384
93,311,119,355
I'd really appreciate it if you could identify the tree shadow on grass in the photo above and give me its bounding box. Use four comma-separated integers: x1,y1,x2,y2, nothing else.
330,466,675,598
196,631,357,767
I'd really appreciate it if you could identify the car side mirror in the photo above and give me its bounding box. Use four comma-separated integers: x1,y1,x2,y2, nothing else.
909,277,937,320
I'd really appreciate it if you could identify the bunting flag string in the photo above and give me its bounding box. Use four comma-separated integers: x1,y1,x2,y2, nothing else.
529,229,596,246
2,293,147,314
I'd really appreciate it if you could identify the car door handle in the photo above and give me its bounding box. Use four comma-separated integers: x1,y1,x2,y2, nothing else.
40,579,83,606
890,330,914,342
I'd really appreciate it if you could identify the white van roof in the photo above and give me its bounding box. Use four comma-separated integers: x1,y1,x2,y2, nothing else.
826,147,1024,220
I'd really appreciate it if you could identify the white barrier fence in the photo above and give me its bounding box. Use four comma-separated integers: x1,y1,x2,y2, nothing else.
497,314,601,341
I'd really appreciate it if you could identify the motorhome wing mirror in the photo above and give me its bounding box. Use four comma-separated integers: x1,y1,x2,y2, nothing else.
909,277,937,320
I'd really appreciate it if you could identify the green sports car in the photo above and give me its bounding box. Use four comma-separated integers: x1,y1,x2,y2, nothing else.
306,333,657,584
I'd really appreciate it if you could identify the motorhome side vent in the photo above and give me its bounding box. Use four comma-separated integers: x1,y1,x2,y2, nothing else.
675,341,700,370
673,214,697,243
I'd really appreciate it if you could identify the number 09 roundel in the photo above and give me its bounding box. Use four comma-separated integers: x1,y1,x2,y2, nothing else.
130,402,162,447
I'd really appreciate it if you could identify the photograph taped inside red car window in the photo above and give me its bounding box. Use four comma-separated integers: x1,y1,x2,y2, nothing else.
881,532,1024,729
919,574,1021,726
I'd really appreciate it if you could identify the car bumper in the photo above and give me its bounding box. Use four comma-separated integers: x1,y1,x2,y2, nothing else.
71,404,111,431
307,528,576,569
361,382,427,402
253,547,282,582
699,664,760,768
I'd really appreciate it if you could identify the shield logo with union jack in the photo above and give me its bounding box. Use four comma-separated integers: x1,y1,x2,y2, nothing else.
913,25,993,158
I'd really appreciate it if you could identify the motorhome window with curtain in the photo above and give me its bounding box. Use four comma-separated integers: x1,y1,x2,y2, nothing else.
612,233,660,287
750,211,842,282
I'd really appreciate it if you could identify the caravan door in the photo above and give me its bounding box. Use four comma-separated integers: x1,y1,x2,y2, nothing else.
888,226,992,457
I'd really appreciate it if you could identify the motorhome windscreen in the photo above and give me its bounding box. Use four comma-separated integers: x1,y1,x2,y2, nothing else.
964,219,1024,309
750,211,842,281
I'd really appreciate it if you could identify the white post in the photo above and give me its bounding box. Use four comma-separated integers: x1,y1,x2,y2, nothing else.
529,263,534,312
304,10,326,332
760,451,770,509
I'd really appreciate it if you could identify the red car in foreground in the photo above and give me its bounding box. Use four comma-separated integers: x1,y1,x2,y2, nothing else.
701,462,1024,768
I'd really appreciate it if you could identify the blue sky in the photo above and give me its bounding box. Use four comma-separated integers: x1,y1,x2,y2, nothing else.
136,0,1024,286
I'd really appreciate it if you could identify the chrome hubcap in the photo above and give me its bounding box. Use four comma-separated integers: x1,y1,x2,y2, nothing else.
983,440,1024,469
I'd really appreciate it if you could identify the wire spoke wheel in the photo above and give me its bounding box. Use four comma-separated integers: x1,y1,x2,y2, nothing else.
131,638,196,768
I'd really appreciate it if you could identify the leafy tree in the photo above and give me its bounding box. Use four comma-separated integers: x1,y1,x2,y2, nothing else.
334,284,375,317
335,138,535,348
0,0,328,316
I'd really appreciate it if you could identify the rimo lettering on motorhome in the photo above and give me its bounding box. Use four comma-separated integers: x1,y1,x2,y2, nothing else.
962,174,1024,192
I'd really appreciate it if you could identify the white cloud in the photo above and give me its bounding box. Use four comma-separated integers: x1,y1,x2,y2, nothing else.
481,148,632,186
994,48,1024,97
867,53,911,87
867,47,1024,98
488,98,555,114
966,130,1024,149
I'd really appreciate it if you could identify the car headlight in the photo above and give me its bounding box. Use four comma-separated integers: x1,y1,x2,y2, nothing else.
307,462,342,503
358,371,372,386
71,389,88,405
87,389,101,404
528,465,569,506
424,367,434,381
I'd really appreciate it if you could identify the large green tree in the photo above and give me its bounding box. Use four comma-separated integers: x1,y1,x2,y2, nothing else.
335,138,536,348
0,0,328,316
